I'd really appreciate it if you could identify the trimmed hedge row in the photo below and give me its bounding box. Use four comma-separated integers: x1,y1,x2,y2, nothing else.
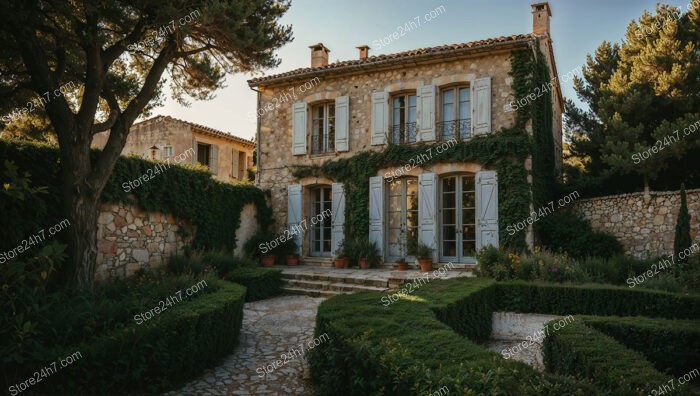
496,281,700,319
311,279,598,395
580,316,700,376
6,280,246,395
543,320,676,395
225,267,283,301
312,278,697,395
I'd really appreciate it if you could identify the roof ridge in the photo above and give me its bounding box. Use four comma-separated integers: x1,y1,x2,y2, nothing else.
248,33,539,86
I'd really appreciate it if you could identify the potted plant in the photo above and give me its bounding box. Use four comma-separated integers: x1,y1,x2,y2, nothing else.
243,230,278,267
414,242,434,272
396,228,409,270
334,240,349,269
356,239,378,269
281,237,300,266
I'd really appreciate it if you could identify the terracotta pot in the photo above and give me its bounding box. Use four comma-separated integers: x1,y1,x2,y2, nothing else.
396,262,409,271
359,258,371,269
418,258,433,272
261,255,275,267
334,257,349,269
286,255,299,266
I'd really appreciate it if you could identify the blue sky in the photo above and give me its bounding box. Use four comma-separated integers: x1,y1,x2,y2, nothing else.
156,0,691,140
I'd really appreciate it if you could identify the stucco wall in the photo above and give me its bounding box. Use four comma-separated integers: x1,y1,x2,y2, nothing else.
96,201,259,282
573,189,700,258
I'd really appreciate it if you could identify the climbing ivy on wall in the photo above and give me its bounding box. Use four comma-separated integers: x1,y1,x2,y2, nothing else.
292,46,557,253
0,139,274,252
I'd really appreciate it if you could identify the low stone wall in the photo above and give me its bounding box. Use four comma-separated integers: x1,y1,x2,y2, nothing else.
573,189,700,258
95,202,260,282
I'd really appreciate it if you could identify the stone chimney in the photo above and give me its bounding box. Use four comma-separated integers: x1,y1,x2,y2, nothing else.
309,43,330,68
531,2,551,35
356,45,370,60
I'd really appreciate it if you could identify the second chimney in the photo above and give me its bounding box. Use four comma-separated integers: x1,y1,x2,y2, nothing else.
356,45,370,60
309,43,330,68
531,2,551,35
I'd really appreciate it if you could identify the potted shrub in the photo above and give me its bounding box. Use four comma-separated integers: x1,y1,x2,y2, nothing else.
243,230,277,267
334,240,349,269
281,238,300,266
356,239,379,269
415,242,434,272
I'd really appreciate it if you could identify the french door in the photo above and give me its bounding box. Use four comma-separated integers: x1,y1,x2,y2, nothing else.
310,186,332,256
386,177,418,261
440,175,477,263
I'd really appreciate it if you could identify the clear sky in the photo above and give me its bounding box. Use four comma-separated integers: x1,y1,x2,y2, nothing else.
155,0,691,140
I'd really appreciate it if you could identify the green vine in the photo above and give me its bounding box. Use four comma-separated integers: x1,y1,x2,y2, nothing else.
0,139,274,252
293,48,556,253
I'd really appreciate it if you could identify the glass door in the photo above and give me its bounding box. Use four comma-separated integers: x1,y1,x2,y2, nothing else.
310,187,332,256
386,177,418,261
440,175,476,263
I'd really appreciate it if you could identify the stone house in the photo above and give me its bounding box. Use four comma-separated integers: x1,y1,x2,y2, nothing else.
93,115,255,183
248,3,563,266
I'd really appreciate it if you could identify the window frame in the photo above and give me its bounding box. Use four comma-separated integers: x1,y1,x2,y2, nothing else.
438,85,472,141
310,101,336,154
196,143,211,167
390,91,418,144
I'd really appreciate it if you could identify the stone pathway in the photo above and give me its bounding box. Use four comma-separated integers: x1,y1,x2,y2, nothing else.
165,295,325,396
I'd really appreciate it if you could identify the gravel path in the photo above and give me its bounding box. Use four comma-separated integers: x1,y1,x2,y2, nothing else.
165,295,325,396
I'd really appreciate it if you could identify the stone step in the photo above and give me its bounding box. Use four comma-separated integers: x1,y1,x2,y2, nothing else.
327,282,389,293
281,286,344,298
281,271,389,288
301,257,334,267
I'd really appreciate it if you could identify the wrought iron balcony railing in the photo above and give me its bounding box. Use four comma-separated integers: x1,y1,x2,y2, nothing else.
437,118,472,141
389,122,418,145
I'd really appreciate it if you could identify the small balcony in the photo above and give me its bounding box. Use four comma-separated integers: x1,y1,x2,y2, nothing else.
389,122,418,145
437,118,472,141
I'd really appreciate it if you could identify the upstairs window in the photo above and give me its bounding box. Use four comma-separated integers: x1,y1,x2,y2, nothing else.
439,86,471,141
311,102,335,154
391,93,417,144
197,143,211,167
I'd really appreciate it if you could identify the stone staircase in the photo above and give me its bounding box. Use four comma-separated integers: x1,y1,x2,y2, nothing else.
279,264,475,297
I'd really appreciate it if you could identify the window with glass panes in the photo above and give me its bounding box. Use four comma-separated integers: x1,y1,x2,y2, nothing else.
391,93,417,144
311,103,335,153
439,87,471,140
310,186,332,255
386,177,419,260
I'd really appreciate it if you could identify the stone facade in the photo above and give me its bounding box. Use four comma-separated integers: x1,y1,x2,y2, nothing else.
573,189,700,258
96,202,193,281
92,115,255,183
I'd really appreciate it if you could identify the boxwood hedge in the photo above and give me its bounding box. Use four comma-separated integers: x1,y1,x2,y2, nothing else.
3,280,246,395
311,278,698,395
225,267,283,301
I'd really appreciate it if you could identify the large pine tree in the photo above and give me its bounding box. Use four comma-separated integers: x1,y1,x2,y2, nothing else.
566,3,700,194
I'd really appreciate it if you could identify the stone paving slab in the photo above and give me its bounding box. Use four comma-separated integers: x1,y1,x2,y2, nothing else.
280,264,473,287
164,295,325,396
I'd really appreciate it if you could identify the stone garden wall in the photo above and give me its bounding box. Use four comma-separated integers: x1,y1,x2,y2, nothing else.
95,202,259,281
573,189,700,258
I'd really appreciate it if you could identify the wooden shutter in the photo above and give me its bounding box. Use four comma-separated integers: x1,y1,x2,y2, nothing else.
472,77,492,135
192,138,198,164
369,176,384,256
287,184,303,255
476,170,499,250
292,102,307,155
335,96,349,152
417,85,436,142
371,92,388,146
231,148,240,180
418,172,438,259
331,183,346,256
210,144,219,174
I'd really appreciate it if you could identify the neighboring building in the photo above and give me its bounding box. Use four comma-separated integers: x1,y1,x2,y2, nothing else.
248,3,563,265
92,115,255,183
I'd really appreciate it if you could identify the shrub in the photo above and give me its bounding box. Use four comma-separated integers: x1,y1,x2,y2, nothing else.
580,315,700,377
497,281,700,319
200,251,255,276
543,320,673,395
1,278,245,395
243,230,278,261
225,267,282,301
674,183,692,264
539,211,624,259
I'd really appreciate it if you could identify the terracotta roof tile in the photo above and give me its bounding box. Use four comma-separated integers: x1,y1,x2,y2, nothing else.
248,33,539,86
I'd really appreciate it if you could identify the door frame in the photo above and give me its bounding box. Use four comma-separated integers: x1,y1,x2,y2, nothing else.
309,185,332,257
438,174,477,264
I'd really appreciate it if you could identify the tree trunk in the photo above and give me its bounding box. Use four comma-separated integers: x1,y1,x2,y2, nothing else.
64,191,99,291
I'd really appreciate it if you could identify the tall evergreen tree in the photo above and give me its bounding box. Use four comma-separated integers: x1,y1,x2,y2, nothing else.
674,183,692,264
566,3,700,194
